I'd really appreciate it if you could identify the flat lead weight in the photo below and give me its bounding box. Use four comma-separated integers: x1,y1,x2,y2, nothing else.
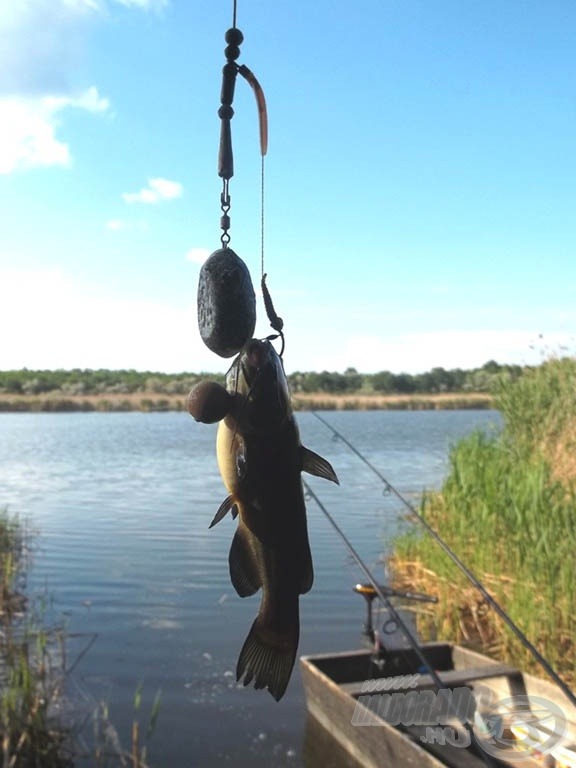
197,248,256,357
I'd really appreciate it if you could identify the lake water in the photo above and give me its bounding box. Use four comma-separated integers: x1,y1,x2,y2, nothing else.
0,410,499,766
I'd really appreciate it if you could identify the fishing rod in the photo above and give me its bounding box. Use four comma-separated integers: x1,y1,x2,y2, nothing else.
311,410,576,709
303,480,499,768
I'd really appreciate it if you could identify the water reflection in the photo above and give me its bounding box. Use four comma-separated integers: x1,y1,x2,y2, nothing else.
0,410,499,766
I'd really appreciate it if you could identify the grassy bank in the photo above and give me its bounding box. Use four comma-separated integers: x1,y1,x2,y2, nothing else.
0,391,493,413
0,511,160,766
391,357,576,686
0,510,71,766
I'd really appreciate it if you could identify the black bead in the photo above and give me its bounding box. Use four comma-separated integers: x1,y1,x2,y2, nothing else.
218,104,234,120
225,44,241,61
225,27,244,45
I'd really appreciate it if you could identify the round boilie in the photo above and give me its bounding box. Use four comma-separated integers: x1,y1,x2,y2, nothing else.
187,381,232,424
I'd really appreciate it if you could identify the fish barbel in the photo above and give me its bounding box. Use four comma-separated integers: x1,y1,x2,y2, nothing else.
202,338,339,700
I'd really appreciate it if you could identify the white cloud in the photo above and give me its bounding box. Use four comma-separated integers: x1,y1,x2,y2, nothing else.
105,218,149,232
0,0,111,175
0,269,221,373
106,219,125,231
0,2,100,98
114,0,168,10
0,87,109,174
186,248,210,265
55,85,109,113
0,269,315,374
302,330,575,374
0,0,163,175
3,267,570,375
57,0,101,12
123,178,184,204
0,0,167,97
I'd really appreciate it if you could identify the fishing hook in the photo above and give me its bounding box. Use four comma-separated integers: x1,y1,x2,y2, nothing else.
261,274,285,357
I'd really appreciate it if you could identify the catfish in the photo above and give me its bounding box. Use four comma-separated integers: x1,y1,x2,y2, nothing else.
189,339,339,700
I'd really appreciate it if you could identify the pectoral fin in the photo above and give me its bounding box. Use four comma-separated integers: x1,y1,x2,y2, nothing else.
229,522,262,597
301,447,339,485
209,495,239,528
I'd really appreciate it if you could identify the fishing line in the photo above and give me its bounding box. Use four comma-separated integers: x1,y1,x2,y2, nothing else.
303,479,498,768
226,1,279,353
312,410,576,708
303,480,437,673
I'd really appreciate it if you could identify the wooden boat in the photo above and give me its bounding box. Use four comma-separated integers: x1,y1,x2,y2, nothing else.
300,584,576,768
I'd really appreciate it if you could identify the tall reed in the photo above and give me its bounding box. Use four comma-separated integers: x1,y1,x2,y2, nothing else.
0,510,72,767
391,357,576,686
0,511,160,766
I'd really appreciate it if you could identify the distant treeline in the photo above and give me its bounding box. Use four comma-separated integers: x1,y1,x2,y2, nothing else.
290,360,523,394
0,360,523,396
0,369,224,396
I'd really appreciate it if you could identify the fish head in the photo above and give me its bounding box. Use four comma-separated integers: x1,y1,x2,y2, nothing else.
226,338,291,433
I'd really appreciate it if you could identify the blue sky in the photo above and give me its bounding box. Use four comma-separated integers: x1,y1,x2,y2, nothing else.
1,0,575,374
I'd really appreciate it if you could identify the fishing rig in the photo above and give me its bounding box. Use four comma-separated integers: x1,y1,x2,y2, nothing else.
196,0,283,363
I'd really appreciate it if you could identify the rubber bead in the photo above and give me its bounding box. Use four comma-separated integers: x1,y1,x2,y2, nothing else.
218,104,234,120
197,248,256,358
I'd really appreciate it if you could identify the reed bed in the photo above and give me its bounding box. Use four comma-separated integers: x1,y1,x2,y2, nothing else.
0,392,492,413
0,511,160,766
0,397,185,413
391,357,576,687
0,510,70,766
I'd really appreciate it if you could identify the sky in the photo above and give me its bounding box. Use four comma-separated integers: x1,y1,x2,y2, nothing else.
1,0,575,375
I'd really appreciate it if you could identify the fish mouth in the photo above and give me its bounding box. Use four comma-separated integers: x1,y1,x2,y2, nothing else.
241,339,271,387
227,339,290,426
234,339,275,394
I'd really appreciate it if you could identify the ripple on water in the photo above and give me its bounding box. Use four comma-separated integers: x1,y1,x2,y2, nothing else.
0,410,499,766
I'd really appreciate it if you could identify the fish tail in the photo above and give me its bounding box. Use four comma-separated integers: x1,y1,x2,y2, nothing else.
236,611,299,702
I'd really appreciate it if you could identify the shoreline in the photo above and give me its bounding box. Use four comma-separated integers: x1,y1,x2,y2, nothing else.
0,392,493,413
